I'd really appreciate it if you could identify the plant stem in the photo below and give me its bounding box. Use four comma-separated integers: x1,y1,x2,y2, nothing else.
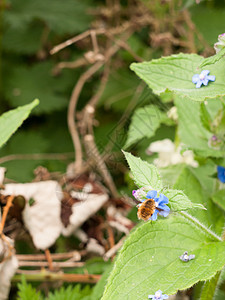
0,195,14,234
12,271,101,284
179,211,222,242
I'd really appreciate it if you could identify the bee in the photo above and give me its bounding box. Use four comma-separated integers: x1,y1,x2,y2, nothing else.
137,198,156,221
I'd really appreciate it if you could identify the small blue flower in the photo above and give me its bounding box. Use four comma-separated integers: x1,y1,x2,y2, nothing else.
148,290,168,300
139,190,170,221
192,70,215,88
217,166,225,183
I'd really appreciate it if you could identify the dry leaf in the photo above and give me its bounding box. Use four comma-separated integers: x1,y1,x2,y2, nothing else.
0,237,18,300
2,181,63,250
0,168,6,185
62,192,108,236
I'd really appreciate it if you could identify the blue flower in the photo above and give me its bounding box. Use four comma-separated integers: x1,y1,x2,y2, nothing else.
192,70,215,88
139,190,170,221
148,290,168,300
217,166,225,183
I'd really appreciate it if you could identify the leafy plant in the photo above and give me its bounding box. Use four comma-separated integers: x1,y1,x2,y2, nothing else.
102,32,225,300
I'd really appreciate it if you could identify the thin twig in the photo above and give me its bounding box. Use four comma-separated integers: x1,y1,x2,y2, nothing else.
107,225,115,249
45,249,53,271
13,271,101,283
18,261,84,268
105,32,143,62
0,153,74,164
68,61,104,174
84,134,118,198
16,251,81,261
0,195,14,234
103,236,126,261
50,28,106,55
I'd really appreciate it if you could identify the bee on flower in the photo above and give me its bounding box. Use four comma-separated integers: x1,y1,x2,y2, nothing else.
133,189,170,221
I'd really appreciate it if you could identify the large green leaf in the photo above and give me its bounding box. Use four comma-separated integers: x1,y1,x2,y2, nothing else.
4,0,92,35
124,105,167,148
4,62,72,114
0,99,39,148
123,151,163,190
102,215,225,300
130,53,225,102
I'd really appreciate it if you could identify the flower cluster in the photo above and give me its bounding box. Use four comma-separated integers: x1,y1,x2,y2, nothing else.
192,70,215,88
214,33,225,53
147,139,198,168
148,290,168,300
208,135,223,150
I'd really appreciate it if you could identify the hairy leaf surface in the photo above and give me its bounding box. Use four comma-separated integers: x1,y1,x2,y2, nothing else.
131,53,225,102
102,215,225,300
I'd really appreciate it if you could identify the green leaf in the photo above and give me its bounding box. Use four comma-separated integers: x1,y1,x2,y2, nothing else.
190,4,225,45
91,265,113,300
47,285,92,300
0,129,50,182
124,105,166,148
159,164,186,188
175,96,224,157
17,276,43,300
102,214,225,300
130,53,225,102
164,189,205,211
199,271,221,300
0,99,39,148
200,102,212,132
2,22,43,55
123,151,163,190
212,190,225,212
174,167,225,236
199,48,225,68
4,0,92,35
4,62,71,114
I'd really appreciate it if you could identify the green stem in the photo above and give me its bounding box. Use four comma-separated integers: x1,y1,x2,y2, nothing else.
179,211,222,242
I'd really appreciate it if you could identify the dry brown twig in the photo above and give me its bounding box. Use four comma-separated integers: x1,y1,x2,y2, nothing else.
84,134,118,198
67,31,131,178
67,61,104,174
18,261,84,268
16,251,82,261
45,249,53,271
0,153,74,164
13,271,101,284
0,195,14,235
103,236,126,261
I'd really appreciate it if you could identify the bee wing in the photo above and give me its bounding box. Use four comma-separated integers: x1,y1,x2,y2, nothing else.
189,254,195,260
122,195,139,206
